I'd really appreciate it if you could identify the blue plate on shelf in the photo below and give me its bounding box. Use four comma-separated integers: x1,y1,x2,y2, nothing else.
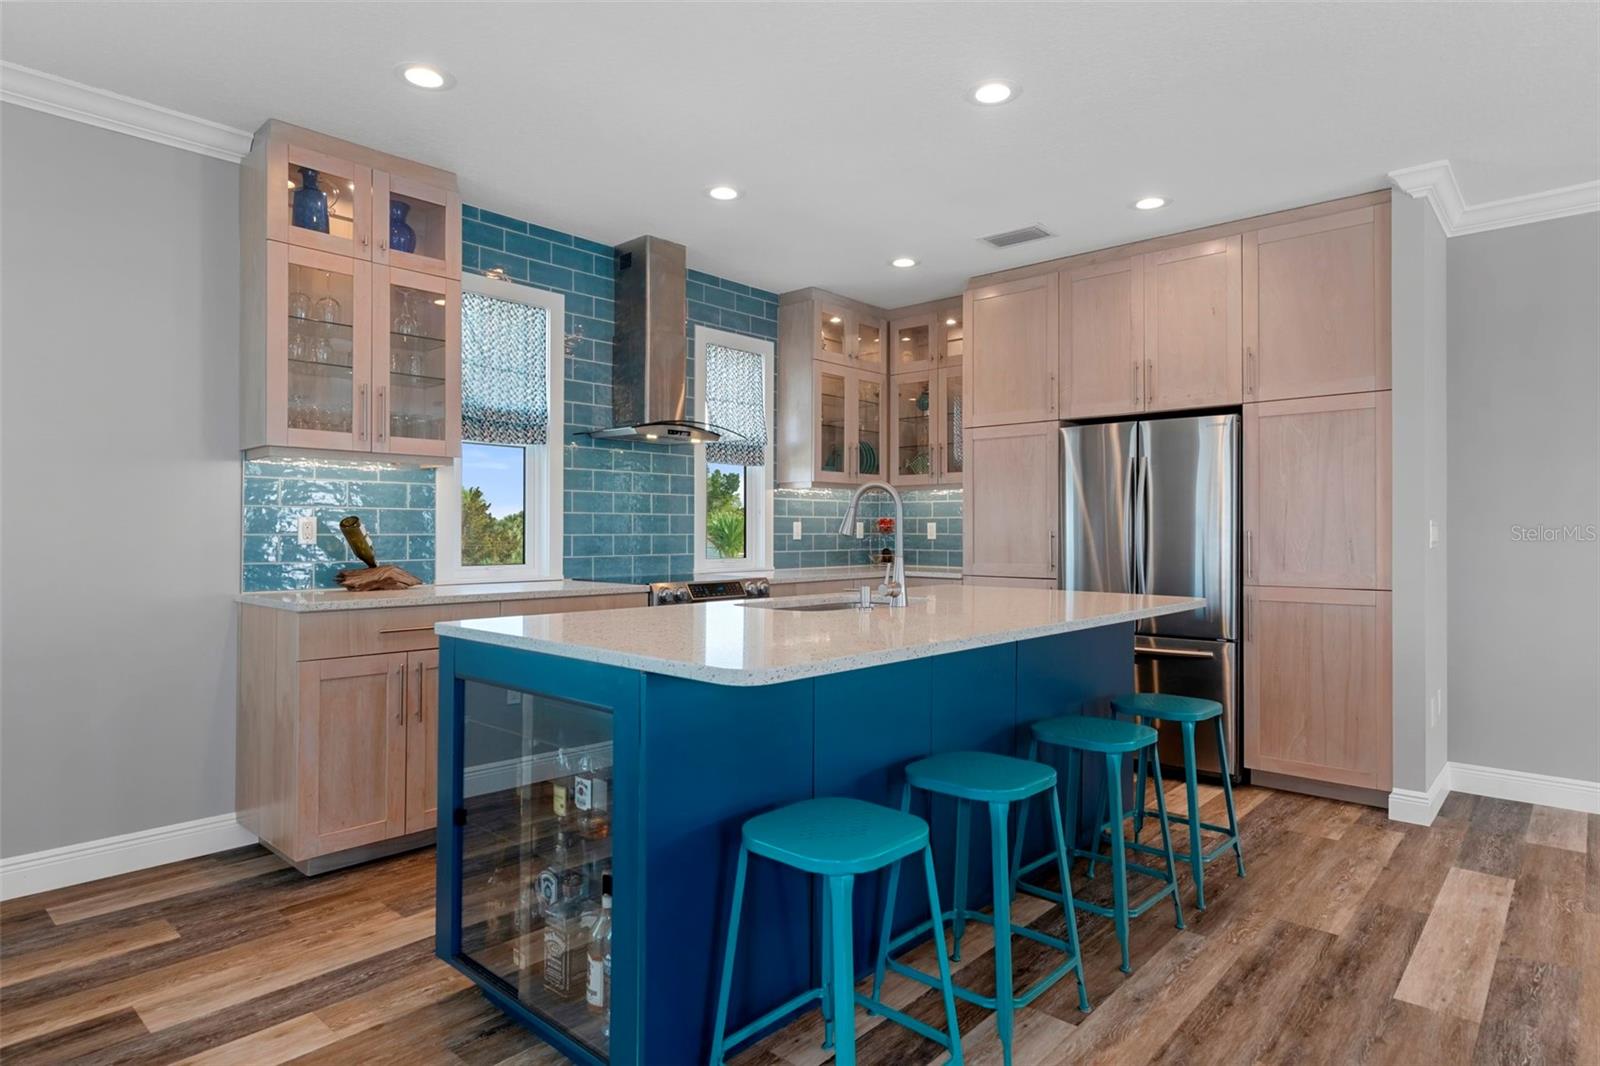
858,440,877,475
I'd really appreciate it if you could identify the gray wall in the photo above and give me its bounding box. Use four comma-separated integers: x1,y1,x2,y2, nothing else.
1446,213,1600,783
1,106,242,856
1390,192,1450,792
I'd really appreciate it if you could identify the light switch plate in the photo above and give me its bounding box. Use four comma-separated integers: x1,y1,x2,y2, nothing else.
1428,519,1440,549
926,521,938,541
296,516,317,547
792,520,803,541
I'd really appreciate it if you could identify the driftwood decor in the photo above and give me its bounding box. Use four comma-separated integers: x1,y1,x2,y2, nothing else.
336,516,422,591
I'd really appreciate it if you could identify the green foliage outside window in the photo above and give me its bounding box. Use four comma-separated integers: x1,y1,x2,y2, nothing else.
705,467,746,559
461,486,526,566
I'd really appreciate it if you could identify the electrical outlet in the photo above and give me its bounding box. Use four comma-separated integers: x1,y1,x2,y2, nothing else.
855,521,864,538
1428,689,1443,728
791,520,803,541
1428,519,1441,549
926,521,938,542
296,515,317,547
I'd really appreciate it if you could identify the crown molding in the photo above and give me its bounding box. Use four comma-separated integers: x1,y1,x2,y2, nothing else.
1390,158,1600,237
0,62,252,163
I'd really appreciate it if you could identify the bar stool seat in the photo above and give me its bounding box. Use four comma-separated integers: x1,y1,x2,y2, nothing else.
1111,692,1220,722
1031,713,1157,753
743,797,928,874
905,750,1057,802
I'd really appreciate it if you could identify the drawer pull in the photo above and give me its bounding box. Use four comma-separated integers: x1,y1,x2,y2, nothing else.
1134,646,1215,660
379,625,439,635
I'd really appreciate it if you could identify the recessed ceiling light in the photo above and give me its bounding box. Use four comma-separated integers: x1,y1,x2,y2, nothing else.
400,64,452,90
707,185,740,201
972,80,1015,105
1134,196,1168,210
829,316,842,324
891,257,917,269
945,317,958,326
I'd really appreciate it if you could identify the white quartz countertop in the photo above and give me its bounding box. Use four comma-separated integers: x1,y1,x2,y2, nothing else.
237,579,646,613
437,585,1203,686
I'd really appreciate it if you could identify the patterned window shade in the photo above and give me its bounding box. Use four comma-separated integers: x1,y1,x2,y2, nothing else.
704,342,768,467
461,290,550,445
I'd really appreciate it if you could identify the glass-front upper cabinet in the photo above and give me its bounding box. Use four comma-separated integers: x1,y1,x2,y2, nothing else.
376,267,461,457
814,365,851,483
891,314,935,373
816,305,851,367
274,244,372,451
854,316,886,370
937,301,965,365
271,141,372,259
856,372,884,478
891,373,936,485
374,171,462,278
938,367,965,480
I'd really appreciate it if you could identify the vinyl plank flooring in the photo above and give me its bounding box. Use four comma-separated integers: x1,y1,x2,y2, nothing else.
1499,842,1588,968
1587,815,1600,914
1470,955,1582,1066
1365,821,1467,915
45,854,287,924
1524,805,1588,853
1280,823,1404,936
0,918,178,988
1393,866,1515,1023
1366,999,1480,1066
1455,797,1533,879
0,1008,151,1066
172,1014,338,1065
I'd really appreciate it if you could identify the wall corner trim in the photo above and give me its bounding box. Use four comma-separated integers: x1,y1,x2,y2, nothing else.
1389,158,1600,237
1387,766,1452,826
1389,761,1600,827
0,813,258,901
0,62,252,163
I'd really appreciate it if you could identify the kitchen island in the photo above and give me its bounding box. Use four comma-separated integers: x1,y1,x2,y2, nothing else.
433,584,1201,1065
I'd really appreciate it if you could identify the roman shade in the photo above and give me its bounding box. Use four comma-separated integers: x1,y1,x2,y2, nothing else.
461,290,550,445
703,341,767,466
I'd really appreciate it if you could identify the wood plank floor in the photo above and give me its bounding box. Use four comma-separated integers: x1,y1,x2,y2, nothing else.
1,787,1593,1065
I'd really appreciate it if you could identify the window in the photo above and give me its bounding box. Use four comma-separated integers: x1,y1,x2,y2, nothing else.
437,274,564,582
694,327,774,575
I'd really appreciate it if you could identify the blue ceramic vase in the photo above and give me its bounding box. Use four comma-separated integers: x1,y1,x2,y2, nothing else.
389,201,417,254
291,167,329,233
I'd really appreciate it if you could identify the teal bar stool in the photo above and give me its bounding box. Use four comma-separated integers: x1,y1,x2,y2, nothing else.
870,752,1091,1066
708,797,962,1066
1109,693,1245,910
1012,715,1184,974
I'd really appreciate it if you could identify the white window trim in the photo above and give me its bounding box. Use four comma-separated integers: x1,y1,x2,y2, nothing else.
436,274,565,584
693,326,774,577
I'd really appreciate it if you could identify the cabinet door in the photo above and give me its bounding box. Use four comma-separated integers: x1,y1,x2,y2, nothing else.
813,364,853,483
1243,587,1392,790
374,266,460,458
1145,237,1242,412
268,140,373,260
1244,204,1391,401
815,303,852,367
936,301,964,366
270,243,374,452
405,649,439,834
372,171,461,278
1061,256,1144,419
854,371,885,480
963,421,1060,579
1245,392,1391,589
298,653,408,856
853,315,886,370
890,313,936,373
890,373,936,485
936,367,964,482
967,274,1059,426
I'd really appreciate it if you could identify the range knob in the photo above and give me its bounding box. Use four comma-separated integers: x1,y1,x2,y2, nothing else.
744,579,770,598
669,587,690,604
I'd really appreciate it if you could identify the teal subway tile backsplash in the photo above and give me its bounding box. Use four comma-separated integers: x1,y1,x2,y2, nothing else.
771,487,963,569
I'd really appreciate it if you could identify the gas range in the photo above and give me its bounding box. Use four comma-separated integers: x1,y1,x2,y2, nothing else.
647,578,772,606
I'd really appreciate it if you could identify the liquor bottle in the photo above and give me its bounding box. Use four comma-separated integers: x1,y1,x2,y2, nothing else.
587,874,613,1021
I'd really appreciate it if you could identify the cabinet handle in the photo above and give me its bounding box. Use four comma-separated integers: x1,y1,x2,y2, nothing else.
1049,530,1057,574
1145,358,1154,405
1132,360,1141,407
1245,346,1256,396
395,666,404,724
1245,530,1254,578
376,387,387,443
359,234,369,251
379,240,388,253
414,661,425,722
357,385,369,442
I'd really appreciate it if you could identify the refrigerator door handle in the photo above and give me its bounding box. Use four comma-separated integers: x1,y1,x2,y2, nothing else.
1136,454,1152,595
1128,445,1144,594
1134,645,1216,660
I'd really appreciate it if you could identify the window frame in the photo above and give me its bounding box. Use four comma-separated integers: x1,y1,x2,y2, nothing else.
435,273,565,584
693,326,775,576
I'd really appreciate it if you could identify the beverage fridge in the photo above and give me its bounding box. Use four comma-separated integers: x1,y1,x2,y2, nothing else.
1060,413,1241,779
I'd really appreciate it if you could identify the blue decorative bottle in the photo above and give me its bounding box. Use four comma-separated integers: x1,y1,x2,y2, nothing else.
292,167,329,233
389,201,417,253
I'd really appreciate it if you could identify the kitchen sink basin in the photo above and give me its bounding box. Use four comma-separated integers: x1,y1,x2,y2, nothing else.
744,600,870,612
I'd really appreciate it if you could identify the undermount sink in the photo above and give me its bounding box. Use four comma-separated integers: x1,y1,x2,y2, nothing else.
745,600,871,612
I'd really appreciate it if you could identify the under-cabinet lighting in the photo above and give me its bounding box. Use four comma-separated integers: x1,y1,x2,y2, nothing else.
829,316,842,324
945,317,958,326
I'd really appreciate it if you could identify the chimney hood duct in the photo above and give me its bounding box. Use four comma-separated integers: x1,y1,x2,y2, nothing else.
587,235,723,445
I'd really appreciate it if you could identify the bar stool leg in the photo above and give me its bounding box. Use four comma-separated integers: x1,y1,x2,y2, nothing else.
951,799,970,961
987,801,1015,1066
709,845,750,1066
1149,755,1186,930
1086,784,1109,880
1046,784,1092,1014
920,844,964,1066
820,877,835,1050
1179,722,1206,910
1008,739,1035,897
1105,752,1132,973
826,875,857,1066
1061,745,1080,867
1215,716,1246,877
1132,718,1149,842
870,783,913,1005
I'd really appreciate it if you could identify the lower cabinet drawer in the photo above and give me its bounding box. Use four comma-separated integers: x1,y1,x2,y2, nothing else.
297,601,502,660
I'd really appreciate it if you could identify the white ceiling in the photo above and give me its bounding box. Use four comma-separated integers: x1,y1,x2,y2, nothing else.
3,2,1595,306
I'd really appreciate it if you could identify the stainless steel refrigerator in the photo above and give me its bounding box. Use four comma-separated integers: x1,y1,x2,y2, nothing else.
1060,414,1241,778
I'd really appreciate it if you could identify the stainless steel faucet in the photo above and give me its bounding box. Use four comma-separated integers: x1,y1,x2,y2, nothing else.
839,481,907,607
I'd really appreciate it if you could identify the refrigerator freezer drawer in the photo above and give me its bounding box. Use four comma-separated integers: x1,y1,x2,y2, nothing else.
1132,635,1240,779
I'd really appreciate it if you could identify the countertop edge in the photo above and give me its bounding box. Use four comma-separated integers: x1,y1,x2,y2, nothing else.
435,596,1203,687
236,580,648,612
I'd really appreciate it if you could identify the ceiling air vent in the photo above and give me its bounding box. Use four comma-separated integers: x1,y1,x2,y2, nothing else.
981,224,1053,249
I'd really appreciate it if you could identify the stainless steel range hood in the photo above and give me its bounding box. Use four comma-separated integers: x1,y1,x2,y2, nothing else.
587,235,722,445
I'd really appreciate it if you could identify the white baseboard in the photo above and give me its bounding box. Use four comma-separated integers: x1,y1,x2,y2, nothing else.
1387,765,1452,826
0,813,258,902
1388,761,1600,826
1449,762,1600,815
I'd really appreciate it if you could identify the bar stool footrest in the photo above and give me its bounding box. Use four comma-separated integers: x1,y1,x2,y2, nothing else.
856,990,959,1053
717,987,824,1057
883,908,1085,1012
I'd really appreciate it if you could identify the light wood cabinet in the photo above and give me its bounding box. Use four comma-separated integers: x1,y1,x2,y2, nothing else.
242,120,461,460
1061,255,1144,419
937,300,965,366
936,366,964,482
1245,392,1391,590
1244,587,1392,790
890,372,937,485
891,312,937,373
962,421,1060,580
1145,236,1242,412
405,649,440,833
967,274,1059,427
298,653,409,857
1244,204,1390,401
778,289,892,485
